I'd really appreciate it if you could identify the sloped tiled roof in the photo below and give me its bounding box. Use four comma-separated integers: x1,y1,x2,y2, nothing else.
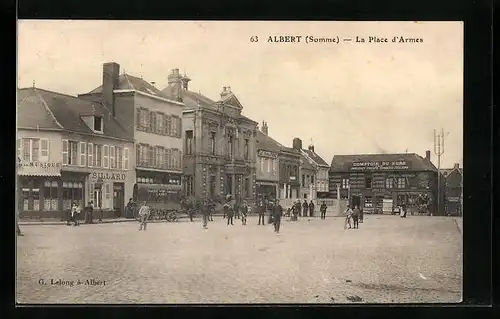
303,149,329,167
87,73,167,98
19,87,132,140
255,130,282,153
18,88,63,130
300,153,315,171
330,153,437,172
442,167,463,178
163,86,216,109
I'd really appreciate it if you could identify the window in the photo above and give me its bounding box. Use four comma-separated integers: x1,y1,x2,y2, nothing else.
171,116,178,137
166,115,172,136
103,145,109,168
94,116,103,132
63,140,79,165
147,146,154,167
150,112,157,133
31,139,39,161
228,135,233,158
137,108,150,131
62,181,84,210
397,177,406,189
311,175,314,185
365,177,372,189
244,177,249,197
22,138,30,161
116,147,123,169
156,112,164,134
40,139,49,161
209,175,216,198
109,146,115,168
105,183,111,200
185,130,193,155
260,157,264,173
43,180,59,211
79,142,86,166
273,159,277,175
94,144,102,167
155,147,161,168
20,138,49,162
124,148,129,169
244,139,249,160
172,149,180,169
185,176,193,196
88,143,93,167
268,158,272,173
302,174,305,187
342,178,349,189
364,196,373,208
209,132,216,155
385,178,394,188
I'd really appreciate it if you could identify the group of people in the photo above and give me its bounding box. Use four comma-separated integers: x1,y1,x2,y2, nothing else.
67,201,98,226
287,200,328,221
343,205,364,229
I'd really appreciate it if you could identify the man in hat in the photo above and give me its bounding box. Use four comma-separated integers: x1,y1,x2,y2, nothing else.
273,200,283,233
138,201,151,231
320,201,327,220
301,200,308,217
258,200,266,226
309,200,315,217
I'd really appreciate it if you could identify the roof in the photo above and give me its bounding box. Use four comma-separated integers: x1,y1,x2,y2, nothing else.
330,153,437,172
442,167,463,178
18,87,132,140
163,86,216,109
300,153,315,171
87,73,168,99
303,149,329,167
18,88,63,129
255,130,282,153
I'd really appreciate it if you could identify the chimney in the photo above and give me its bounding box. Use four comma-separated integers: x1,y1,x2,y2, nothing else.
220,86,232,98
102,62,120,116
454,163,459,169
293,138,302,150
261,121,268,135
168,68,183,102
425,150,431,161
181,74,191,91
308,144,315,152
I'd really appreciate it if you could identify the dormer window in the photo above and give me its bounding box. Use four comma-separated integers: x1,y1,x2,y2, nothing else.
93,116,103,133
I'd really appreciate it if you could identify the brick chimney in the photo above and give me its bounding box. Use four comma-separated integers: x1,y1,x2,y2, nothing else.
293,138,302,150
261,121,268,135
102,62,120,116
454,163,459,169
308,144,315,152
425,150,431,161
168,68,183,102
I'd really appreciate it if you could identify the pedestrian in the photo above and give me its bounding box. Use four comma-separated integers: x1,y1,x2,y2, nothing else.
352,205,360,229
320,201,327,220
16,211,23,236
344,205,353,229
401,203,407,218
84,201,93,224
69,202,79,226
209,199,215,222
273,201,283,233
224,201,234,226
301,200,308,217
241,201,248,226
309,200,315,217
258,201,266,225
138,201,150,231
202,199,209,229
125,198,134,219
359,206,364,223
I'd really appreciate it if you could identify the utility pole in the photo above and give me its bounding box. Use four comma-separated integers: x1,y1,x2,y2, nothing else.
434,128,445,216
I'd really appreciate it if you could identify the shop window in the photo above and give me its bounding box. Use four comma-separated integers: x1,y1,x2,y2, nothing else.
311,175,314,185
397,177,406,189
62,181,84,210
385,178,394,188
32,180,41,211
44,180,59,211
104,183,111,209
365,177,372,189
342,178,349,189
364,196,373,208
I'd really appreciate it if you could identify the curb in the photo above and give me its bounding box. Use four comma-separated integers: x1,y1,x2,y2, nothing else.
453,218,463,235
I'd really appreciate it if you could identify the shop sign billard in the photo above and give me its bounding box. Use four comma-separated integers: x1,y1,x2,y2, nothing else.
91,172,127,181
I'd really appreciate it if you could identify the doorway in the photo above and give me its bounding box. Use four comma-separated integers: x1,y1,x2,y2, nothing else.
113,183,124,218
351,195,361,209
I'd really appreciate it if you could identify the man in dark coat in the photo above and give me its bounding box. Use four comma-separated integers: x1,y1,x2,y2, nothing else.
352,205,360,229
320,201,327,220
302,200,308,217
309,200,315,217
241,201,248,225
225,201,234,226
258,201,266,225
202,199,209,229
273,201,283,233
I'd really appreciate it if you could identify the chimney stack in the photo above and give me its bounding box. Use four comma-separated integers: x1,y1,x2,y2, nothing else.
293,138,302,150
168,68,183,102
425,150,431,161
454,163,459,169
308,144,315,152
102,62,120,116
261,121,268,135
220,86,232,99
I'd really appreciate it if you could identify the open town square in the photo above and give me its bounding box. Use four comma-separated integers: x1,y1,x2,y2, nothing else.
16,215,462,304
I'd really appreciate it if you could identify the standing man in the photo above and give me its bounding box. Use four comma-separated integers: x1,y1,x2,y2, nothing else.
401,202,407,218
359,206,364,223
125,198,134,219
208,199,215,222
273,200,283,233
301,200,308,217
241,200,248,226
258,200,266,226
202,199,209,229
352,205,360,229
320,201,327,220
225,200,234,226
309,200,315,217
138,201,150,231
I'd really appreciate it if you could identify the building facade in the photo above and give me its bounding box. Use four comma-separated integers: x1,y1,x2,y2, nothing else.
161,70,258,202
79,63,185,207
279,139,301,200
18,87,135,219
443,163,463,216
299,153,316,200
255,123,280,201
329,151,443,215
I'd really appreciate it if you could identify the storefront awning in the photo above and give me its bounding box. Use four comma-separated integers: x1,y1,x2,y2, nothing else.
17,163,62,177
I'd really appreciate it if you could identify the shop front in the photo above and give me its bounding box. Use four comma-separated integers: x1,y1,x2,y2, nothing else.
17,161,62,219
256,181,278,202
89,168,135,218
134,169,183,211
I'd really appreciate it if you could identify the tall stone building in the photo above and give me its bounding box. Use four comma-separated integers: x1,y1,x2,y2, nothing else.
161,69,258,202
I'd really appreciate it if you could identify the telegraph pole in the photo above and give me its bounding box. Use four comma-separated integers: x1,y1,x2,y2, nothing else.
434,128,445,215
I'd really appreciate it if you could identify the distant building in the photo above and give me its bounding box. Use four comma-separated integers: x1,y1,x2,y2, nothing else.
17,87,134,219
255,124,280,201
299,152,316,200
279,140,301,200
79,62,185,207
329,151,444,215
161,70,258,202
442,163,463,216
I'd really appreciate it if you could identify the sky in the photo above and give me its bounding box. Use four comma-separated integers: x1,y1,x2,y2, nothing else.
18,20,463,168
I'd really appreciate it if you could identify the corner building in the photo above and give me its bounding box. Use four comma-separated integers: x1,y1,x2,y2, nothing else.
162,70,258,202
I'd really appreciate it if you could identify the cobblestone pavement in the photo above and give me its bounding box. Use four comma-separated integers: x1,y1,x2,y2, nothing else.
16,215,462,304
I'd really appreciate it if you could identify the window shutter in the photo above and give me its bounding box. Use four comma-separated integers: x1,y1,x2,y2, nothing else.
62,140,69,165
136,108,141,130
40,139,49,162
103,145,109,168
177,117,182,137
79,142,86,167
166,115,172,136
110,146,115,169
163,114,168,136
124,147,129,170
88,143,93,167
